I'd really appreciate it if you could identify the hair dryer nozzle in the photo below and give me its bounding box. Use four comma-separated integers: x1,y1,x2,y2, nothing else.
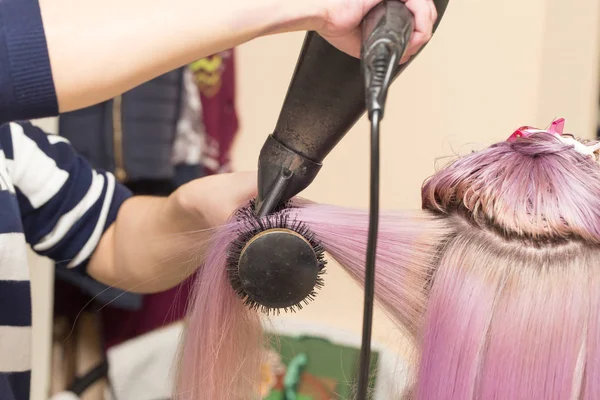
253,32,365,217
254,135,322,217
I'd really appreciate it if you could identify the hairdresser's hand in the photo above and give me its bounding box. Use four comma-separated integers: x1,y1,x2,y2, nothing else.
90,171,257,294
174,171,258,230
318,0,437,63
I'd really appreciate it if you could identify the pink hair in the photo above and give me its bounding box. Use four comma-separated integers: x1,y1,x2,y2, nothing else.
175,224,264,400
176,133,600,399
174,206,448,399
418,133,600,399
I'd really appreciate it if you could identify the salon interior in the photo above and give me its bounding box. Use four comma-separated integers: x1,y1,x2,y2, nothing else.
27,0,600,398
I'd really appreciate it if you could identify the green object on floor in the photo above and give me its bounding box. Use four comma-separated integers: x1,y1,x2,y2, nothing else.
284,353,308,399
265,334,379,399
264,392,312,400
264,390,284,400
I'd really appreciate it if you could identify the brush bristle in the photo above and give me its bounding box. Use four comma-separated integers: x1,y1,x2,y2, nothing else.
226,199,327,315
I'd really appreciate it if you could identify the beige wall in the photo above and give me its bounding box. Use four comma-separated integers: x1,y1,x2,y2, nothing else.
231,0,600,360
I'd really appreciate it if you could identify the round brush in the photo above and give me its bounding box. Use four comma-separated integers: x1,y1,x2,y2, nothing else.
226,201,327,314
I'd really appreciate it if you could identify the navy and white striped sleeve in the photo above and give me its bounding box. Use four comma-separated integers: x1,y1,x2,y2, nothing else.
0,122,132,270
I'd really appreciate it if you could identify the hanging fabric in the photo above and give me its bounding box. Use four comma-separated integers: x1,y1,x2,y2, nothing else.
190,48,239,174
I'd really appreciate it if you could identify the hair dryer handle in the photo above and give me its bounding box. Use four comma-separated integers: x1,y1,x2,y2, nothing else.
361,1,414,118
362,1,414,52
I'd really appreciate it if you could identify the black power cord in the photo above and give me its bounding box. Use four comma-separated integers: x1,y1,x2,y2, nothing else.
356,108,382,399
357,2,413,399
68,359,109,396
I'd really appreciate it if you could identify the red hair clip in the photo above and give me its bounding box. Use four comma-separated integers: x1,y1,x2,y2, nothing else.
506,118,565,142
507,118,600,158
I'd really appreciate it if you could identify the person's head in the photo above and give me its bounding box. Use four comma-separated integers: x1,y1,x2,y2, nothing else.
175,120,600,400
415,127,600,399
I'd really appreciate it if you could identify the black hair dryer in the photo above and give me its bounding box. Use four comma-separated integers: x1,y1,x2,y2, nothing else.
254,0,450,217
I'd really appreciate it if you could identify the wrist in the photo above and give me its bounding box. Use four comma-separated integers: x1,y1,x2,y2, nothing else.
165,189,208,235
264,0,326,34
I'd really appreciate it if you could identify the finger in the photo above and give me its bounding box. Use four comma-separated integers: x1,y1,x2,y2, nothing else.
400,52,411,64
403,0,434,40
400,46,418,64
428,0,438,23
321,28,363,59
226,170,258,204
400,0,436,63
398,30,426,63
199,171,257,206
201,171,257,225
408,30,430,51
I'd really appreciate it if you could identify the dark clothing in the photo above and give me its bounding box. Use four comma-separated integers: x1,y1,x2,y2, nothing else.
58,70,184,182
0,0,57,124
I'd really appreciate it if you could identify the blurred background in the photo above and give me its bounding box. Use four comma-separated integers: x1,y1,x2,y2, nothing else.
31,0,600,398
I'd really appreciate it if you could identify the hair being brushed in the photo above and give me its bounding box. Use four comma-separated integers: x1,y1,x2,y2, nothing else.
175,129,600,400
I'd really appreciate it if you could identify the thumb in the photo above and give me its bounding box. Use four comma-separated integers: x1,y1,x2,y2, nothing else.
227,170,258,205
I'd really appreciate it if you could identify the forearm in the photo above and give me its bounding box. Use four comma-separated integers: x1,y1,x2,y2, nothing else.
88,194,210,293
40,0,323,113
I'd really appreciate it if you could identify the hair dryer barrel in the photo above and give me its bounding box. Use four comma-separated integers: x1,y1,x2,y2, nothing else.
272,32,365,162
255,34,365,216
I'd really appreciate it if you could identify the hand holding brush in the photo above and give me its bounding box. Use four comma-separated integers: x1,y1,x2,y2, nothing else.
87,171,257,293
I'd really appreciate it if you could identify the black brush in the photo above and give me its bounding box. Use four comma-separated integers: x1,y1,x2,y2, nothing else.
226,200,327,315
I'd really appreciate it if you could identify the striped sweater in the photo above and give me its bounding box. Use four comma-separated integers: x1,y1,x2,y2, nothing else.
0,121,131,400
